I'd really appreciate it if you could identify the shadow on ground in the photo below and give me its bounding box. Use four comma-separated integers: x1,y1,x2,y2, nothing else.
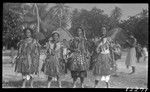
3,80,92,88
3,80,23,88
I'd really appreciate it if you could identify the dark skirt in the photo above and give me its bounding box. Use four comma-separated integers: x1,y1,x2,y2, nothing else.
59,59,68,74
67,52,90,71
15,57,29,76
43,55,66,77
15,55,39,76
89,53,98,70
93,53,112,76
114,52,121,61
71,71,87,78
30,56,39,74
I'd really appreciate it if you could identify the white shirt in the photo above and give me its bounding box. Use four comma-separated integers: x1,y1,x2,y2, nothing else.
63,48,67,55
48,41,61,51
143,47,148,57
101,49,110,54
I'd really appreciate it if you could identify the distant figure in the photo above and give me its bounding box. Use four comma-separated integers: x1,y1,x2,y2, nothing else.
135,44,143,63
125,35,137,75
143,47,148,62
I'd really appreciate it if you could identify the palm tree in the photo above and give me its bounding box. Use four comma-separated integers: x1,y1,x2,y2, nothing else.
49,3,72,29
110,7,122,21
34,3,40,32
109,6,122,28
21,3,41,32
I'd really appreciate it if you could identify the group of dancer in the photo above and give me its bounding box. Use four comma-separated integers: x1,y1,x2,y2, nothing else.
13,26,144,88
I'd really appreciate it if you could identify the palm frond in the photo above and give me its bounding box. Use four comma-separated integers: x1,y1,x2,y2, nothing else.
108,27,128,45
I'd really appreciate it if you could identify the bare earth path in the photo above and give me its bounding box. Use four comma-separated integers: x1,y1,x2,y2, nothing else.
2,51,148,88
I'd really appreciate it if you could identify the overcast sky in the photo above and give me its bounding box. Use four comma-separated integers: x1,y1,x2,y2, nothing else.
47,3,148,20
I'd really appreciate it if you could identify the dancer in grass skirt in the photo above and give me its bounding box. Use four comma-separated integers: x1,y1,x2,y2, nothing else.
14,28,40,88
42,32,66,88
67,27,90,88
92,27,113,88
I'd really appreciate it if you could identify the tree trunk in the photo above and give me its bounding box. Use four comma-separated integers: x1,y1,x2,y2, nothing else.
59,9,62,27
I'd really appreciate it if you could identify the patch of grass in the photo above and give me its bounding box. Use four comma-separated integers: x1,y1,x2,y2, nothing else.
3,80,23,88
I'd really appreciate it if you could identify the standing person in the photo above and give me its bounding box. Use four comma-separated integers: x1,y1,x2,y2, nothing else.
14,28,40,88
125,35,137,75
92,26,113,88
67,27,90,88
135,44,143,63
42,32,65,88
143,46,148,62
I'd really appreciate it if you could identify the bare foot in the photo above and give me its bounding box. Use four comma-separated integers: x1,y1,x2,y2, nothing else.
95,86,98,88
21,86,26,88
73,83,76,88
30,82,34,88
81,84,84,88
59,85,62,88
58,81,62,88
47,82,51,88
73,85,76,88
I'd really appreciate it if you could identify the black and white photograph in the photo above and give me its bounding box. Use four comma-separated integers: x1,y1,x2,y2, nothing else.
2,3,148,89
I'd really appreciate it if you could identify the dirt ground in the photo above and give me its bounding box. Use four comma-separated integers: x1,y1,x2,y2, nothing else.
2,51,148,88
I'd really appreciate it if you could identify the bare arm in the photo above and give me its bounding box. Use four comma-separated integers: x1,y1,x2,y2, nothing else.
96,42,102,53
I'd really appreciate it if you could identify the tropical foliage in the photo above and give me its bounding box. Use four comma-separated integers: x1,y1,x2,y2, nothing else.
3,3,148,49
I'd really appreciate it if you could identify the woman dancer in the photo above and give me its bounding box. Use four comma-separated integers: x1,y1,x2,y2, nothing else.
125,35,137,74
67,27,90,88
43,32,65,88
93,27,113,88
15,28,40,88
